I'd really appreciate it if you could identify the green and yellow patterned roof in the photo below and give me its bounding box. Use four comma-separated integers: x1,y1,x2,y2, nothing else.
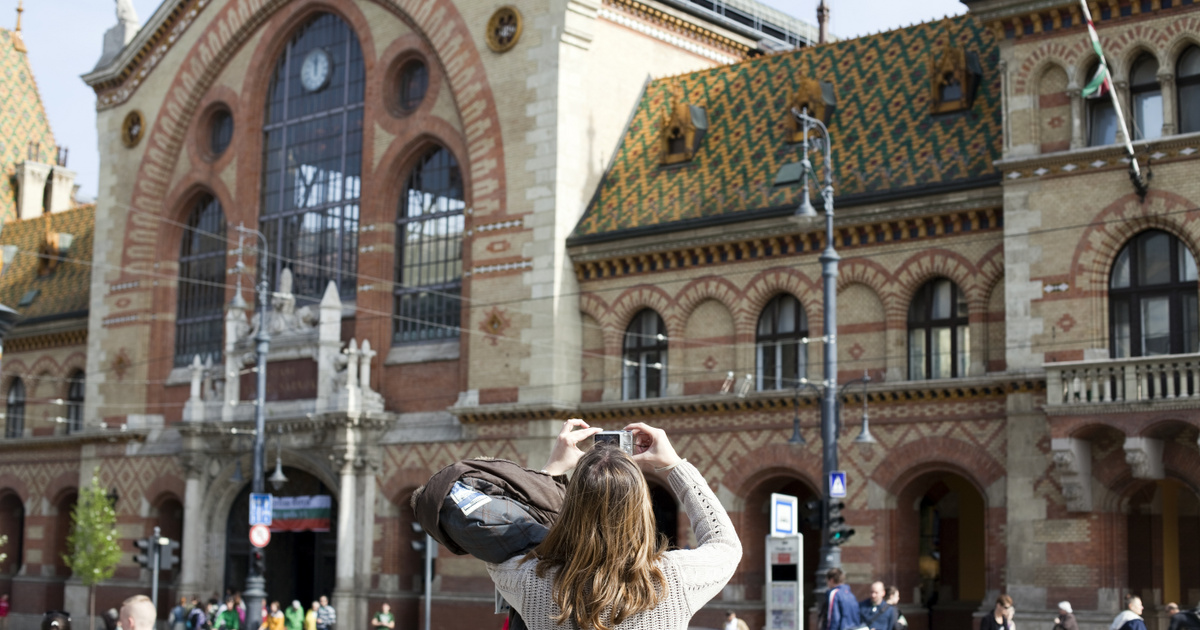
0,204,94,323
0,28,57,227
571,15,1001,242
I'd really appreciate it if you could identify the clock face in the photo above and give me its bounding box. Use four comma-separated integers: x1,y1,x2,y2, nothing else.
299,48,331,92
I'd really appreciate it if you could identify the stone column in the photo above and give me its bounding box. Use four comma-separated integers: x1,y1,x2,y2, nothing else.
333,450,358,630
180,454,207,597
355,459,378,630
1069,88,1085,149
1159,71,1177,136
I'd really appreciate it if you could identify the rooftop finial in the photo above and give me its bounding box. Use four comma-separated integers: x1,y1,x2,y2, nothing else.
15,0,22,32
11,0,26,52
817,0,829,45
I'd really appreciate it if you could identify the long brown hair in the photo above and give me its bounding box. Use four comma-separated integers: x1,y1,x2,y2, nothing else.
525,446,667,629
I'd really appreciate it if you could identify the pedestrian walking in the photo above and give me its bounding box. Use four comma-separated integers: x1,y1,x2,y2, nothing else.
284,602,303,630
979,594,1016,630
1053,601,1078,630
369,603,393,630
215,597,240,630
1168,605,1200,630
316,598,335,630
885,587,907,630
1111,595,1146,630
1168,604,1181,616
234,594,246,627
818,568,860,630
120,596,157,630
188,599,208,630
260,602,284,630
0,594,9,630
170,597,188,630
859,581,898,630
485,420,741,630
304,603,317,630
724,610,749,630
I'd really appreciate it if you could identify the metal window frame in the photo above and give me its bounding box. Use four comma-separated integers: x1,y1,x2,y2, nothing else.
907,279,969,380
175,196,227,367
755,294,809,390
1109,230,1198,358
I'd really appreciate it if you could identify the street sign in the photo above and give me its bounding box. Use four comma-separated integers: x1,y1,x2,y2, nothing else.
249,524,271,548
249,493,272,526
829,471,847,498
770,493,798,537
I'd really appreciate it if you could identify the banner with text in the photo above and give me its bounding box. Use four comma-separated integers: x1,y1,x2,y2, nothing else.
270,495,332,532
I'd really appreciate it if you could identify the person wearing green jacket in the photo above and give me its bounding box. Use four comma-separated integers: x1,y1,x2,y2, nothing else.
284,602,304,630
215,598,240,630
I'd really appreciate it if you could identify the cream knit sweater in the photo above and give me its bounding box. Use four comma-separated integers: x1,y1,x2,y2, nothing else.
487,461,742,630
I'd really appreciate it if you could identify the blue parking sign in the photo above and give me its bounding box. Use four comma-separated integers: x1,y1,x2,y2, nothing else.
829,472,847,498
250,493,272,526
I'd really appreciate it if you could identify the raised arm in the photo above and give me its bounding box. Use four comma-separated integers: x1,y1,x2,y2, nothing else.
663,459,743,613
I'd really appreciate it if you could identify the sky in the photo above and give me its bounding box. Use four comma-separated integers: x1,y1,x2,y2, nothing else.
15,0,966,201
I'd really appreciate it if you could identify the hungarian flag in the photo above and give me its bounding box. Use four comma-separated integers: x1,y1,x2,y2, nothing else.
270,495,332,532
1081,3,1111,99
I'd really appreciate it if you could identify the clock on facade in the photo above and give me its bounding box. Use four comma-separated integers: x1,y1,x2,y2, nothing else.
300,48,332,92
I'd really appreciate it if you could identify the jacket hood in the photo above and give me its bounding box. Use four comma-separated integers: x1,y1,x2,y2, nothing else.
1111,610,1142,630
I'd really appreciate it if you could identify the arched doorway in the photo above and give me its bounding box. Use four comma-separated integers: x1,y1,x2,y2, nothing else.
225,468,337,605
742,475,821,629
0,493,24,576
1125,479,1200,610
51,491,77,579
895,471,985,630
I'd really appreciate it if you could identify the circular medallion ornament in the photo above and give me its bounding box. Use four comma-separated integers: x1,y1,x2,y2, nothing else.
121,110,145,148
486,6,522,53
300,48,332,92
249,524,271,548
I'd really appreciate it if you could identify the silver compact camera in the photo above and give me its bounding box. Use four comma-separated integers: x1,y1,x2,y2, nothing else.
594,430,633,454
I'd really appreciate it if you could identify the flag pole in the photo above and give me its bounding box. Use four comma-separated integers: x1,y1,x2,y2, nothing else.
1079,0,1147,193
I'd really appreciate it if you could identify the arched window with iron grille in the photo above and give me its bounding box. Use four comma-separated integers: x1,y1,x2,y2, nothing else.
175,195,226,366
260,13,365,300
394,146,465,344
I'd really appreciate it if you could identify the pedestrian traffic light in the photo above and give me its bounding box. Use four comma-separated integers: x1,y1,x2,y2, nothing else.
251,550,266,576
803,500,823,530
160,539,180,571
827,501,855,546
133,538,153,568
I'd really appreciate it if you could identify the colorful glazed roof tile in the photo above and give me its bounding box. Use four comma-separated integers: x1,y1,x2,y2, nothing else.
571,15,1002,243
0,204,95,323
0,27,57,226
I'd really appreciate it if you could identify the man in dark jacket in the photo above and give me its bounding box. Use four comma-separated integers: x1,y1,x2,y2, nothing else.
1168,606,1200,630
859,581,898,630
1110,595,1147,630
821,568,861,630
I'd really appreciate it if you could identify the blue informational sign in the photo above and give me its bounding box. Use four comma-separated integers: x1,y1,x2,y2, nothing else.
249,493,273,526
829,471,847,498
770,493,798,537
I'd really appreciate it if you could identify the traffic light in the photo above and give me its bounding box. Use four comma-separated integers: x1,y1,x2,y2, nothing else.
802,500,823,530
251,550,266,576
160,539,180,571
827,501,855,546
133,538,153,569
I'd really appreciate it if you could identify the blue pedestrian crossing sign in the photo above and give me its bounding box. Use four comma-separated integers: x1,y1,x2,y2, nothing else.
250,493,272,526
829,472,847,498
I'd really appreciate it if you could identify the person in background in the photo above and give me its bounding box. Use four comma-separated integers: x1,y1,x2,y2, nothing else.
315,597,334,630
1111,595,1146,630
188,599,208,630
283,602,303,630
234,594,246,626
885,587,907,630
119,596,157,630
369,603,393,630
1054,601,1079,630
170,597,188,630
260,602,284,630
215,597,240,630
1167,604,1200,630
979,594,1015,630
0,594,9,630
859,581,898,630
820,568,861,630
304,602,318,630
724,610,749,630
1167,605,1181,616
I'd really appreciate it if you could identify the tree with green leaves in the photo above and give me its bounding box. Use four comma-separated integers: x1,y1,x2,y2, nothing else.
65,478,123,630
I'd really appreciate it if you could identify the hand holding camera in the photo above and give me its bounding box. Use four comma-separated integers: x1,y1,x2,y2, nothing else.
624,422,682,473
542,418,602,475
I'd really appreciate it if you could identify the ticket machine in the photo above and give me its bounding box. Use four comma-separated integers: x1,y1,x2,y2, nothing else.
766,493,804,630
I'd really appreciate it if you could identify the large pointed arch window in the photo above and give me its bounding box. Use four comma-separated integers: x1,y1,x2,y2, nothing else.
756,294,808,390
394,147,465,344
261,13,364,300
908,279,969,380
1130,54,1162,141
1178,46,1200,134
175,196,226,367
623,310,668,400
1110,230,1198,358
1087,61,1119,146
5,379,24,439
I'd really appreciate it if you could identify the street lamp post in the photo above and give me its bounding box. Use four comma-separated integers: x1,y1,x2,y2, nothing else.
236,223,271,625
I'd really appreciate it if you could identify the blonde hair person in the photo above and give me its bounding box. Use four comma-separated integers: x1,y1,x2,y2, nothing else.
488,419,742,630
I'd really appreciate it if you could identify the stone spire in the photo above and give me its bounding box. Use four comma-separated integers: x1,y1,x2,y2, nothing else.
95,0,140,69
817,0,829,44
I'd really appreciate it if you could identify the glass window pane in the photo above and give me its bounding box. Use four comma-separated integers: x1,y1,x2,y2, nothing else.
1134,90,1163,140
1178,47,1200,78
778,296,796,334
931,326,953,379
1089,100,1119,146
909,329,926,380
931,280,952,320
646,350,663,398
1130,56,1159,86
1137,232,1171,285
1113,298,1131,358
1180,246,1198,282
1112,248,1131,288
781,340,799,387
957,326,970,377
1185,293,1198,354
1141,296,1171,355
1181,83,1200,134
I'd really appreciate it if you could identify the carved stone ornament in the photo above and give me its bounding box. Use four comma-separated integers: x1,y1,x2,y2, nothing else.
486,6,523,53
121,110,145,148
929,42,980,114
1050,437,1092,512
786,76,836,142
659,83,708,166
1122,437,1164,480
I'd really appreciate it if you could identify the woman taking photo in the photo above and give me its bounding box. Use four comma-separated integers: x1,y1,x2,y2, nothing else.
488,420,742,630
